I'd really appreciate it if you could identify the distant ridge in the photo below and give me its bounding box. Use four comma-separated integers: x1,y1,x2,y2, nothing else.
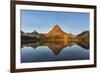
77,31,89,37
77,30,89,41
21,24,89,42
31,30,38,34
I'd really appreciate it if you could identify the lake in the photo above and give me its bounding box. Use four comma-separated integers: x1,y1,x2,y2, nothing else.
21,41,89,63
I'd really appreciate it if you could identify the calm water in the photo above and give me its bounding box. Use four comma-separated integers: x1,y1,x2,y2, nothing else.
21,41,89,63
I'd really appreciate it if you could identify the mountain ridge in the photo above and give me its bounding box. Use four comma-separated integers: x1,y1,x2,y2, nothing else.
21,24,89,42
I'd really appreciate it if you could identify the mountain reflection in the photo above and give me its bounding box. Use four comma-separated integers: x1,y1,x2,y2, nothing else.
21,41,89,55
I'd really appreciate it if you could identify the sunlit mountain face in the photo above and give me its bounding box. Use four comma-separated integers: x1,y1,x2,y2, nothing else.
21,24,89,63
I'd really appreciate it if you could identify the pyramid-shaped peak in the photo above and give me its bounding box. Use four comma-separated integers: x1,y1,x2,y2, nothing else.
52,24,63,31
48,24,65,36
54,24,60,27
53,24,61,28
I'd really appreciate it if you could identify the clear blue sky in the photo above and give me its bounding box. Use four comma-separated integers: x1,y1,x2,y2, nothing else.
21,10,89,35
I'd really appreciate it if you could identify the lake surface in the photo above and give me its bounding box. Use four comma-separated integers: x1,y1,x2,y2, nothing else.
21,41,89,63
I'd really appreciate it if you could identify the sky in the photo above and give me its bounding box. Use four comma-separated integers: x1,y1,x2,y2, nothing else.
21,10,89,35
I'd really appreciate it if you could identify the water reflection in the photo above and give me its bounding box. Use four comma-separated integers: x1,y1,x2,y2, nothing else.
21,41,89,55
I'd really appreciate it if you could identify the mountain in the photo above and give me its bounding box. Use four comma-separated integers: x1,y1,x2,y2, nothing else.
21,24,78,42
31,30,38,34
48,24,66,35
46,24,70,38
77,30,89,41
44,24,77,41
68,33,76,38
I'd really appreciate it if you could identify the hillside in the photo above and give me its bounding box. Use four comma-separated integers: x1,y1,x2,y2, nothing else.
77,31,89,41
